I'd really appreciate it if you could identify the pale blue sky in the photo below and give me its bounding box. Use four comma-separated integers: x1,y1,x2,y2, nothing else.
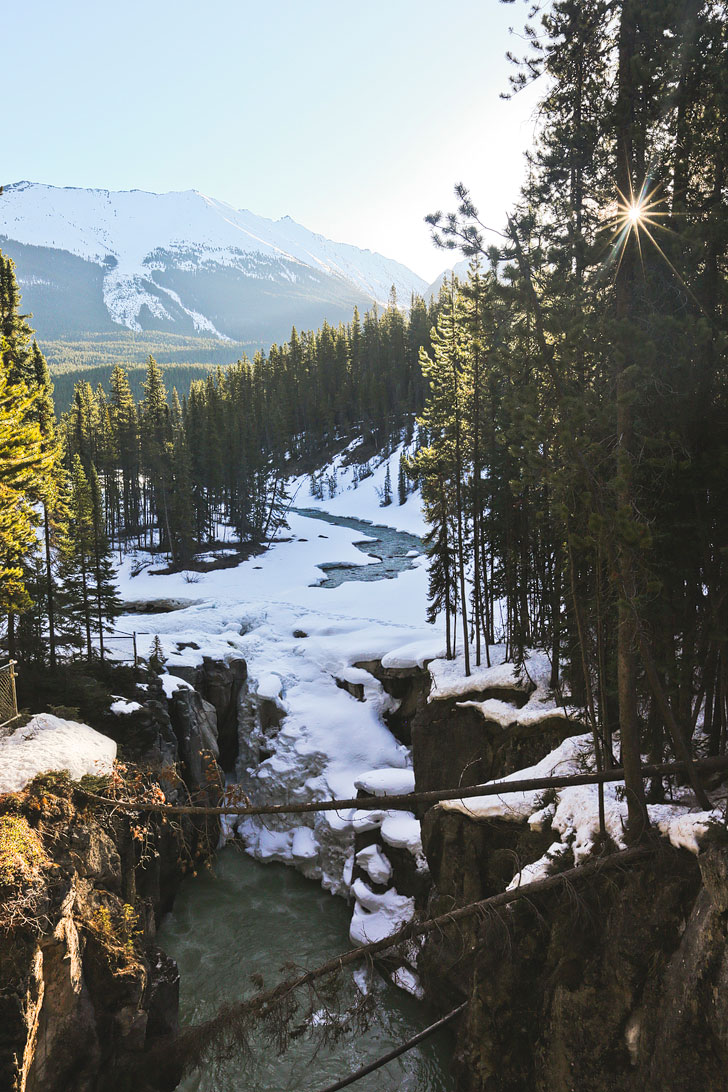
8,0,542,280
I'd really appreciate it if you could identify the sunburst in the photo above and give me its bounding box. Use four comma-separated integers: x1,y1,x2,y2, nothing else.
605,176,673,278
601,175,709,317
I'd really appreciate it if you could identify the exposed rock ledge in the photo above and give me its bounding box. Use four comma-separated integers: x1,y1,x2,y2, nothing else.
0,659,249,1092
409,655,728,1092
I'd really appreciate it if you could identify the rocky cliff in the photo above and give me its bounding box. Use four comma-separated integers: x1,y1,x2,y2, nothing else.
409,665,728,1092
0,778,182,1092
0,656,248,1092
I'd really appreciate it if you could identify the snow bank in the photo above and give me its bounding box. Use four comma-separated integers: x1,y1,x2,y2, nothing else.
428,647,525,701
506,842,570,891
0,714,116,794
289,441,427,537
110,697,142,715
160,674,193,698
650,804,723,855
443,729,724,875
381,812,423,857
381,638,444,670
355,768,415,797
349,878,416,945
355,844,393,885
254,673,283,701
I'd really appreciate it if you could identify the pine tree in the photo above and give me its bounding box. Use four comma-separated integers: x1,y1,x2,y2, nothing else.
0,272,54,654
381,462,392,507
109,365,140,542
140,356,172,551
397,453,407,505
149,634,167,674
87,463,120,658
61,455,95,660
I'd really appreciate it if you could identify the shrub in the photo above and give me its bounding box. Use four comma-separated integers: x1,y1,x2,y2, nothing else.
0,815,46,886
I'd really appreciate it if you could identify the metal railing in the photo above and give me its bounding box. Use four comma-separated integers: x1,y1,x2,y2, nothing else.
0,660,19,729
102,631,140,666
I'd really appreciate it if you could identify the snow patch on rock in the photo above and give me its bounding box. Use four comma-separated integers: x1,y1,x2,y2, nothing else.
349,878,416,945
0,714,116,795
355,844,393,885
110,697,143,715
355,768,415,797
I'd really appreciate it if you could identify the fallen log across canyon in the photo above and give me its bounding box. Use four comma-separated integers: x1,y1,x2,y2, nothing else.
77,754,728,818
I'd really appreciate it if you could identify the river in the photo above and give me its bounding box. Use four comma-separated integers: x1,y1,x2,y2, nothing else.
156,512,454,1091
291,508,424,588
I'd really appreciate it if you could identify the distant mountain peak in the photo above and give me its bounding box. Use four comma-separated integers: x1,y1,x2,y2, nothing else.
0,181,427,345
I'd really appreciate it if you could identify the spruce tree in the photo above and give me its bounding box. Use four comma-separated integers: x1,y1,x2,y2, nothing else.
62,455,95,660
87,463,120,659
381,463,392,507
397,453,407,506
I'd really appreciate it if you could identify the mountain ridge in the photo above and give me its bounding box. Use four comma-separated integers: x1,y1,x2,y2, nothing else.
0,181,428,345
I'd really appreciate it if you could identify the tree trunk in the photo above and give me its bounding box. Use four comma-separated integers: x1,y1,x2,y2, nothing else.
614,0,649,838
43,505,57,670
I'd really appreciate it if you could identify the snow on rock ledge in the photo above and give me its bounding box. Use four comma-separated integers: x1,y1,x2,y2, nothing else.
354,768,415,796
0,714,117,795
349,878,416,945
442,731,725,873
110,697,143,715
381,812,424,858
160,673,193,698
356,843,393,885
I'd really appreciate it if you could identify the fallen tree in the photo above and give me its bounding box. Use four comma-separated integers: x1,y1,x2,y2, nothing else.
78,754,728,818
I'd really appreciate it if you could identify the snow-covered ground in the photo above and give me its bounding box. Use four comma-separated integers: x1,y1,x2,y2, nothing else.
0,714,116,794
288,441,428,537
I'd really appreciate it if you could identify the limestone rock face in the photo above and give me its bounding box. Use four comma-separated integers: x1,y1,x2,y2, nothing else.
0,664,238,1092
132,697,180,770
353,660,431,744
197,657,247,771
168,688,220,796
412,693,577,797
405,670,728,1091
0,809,182,1092
422,808,553,908
419,792,728,1092
165,657,247,772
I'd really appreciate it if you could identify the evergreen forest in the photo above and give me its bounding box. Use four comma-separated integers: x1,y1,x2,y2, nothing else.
0,0,725,845
410,0,728,835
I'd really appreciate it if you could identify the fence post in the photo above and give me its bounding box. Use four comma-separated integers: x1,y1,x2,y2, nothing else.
9,660,17,718
133,632,138,668
0,660,19,728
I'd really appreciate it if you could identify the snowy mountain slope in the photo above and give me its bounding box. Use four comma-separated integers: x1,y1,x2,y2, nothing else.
424,257,472,300
0,182,428,343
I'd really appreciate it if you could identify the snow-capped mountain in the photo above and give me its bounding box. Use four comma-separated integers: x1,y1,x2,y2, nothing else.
424,257,473,300
0,182,428,344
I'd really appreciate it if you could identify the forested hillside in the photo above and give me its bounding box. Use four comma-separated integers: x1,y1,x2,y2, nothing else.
0,250,441,671
60,289,438,563
42,331,252,409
